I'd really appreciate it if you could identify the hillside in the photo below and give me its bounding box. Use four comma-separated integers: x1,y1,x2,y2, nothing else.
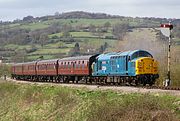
0,11,172,62
0,11,180,85
1,12,180,62
0,81,179,121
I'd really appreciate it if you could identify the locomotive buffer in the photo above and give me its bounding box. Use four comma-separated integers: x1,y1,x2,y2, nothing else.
160,22,173,86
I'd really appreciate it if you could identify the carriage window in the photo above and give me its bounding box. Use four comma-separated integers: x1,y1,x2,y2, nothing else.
64,62,66,68
68,62,71,69
38,64,46,70
73,61,76,68
82,64,85,69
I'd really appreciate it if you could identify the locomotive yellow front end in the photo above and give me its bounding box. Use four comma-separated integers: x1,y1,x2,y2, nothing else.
136,57,159,85
136,57,158,75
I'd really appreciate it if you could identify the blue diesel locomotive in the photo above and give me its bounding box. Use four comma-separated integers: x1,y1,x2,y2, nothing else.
92,50,159,86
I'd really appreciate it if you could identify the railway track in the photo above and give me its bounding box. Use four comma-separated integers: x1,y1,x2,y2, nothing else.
8,78,180,91
4,77,180,96
144,85,180,91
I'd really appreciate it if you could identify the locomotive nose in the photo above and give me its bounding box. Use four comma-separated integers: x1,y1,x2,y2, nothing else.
136,57,158,75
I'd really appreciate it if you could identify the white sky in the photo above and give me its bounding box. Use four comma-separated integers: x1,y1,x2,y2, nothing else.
0,0,179,21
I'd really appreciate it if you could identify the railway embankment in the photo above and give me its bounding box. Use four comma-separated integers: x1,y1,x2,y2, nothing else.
0,79,180,121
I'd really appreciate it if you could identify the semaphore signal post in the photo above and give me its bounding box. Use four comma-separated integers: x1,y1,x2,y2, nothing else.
160,22,173,86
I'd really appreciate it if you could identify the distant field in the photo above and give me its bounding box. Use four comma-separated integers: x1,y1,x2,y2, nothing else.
20,22,49,30
49,31,114,38
3,18,160,31
30,48,69,54
3,29,117,61
4,44,34,50
27,55,56,60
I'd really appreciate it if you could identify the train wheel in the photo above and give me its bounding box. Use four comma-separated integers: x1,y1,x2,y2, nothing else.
135,80,139,86
149,82,153,86
143,81,146,86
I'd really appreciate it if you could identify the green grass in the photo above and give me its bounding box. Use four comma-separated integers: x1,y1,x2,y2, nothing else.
27,55,56,60
79,38,117,48
45,41,75,48
0,81,179,121
12,18,160,31
71,32,96,37
4,44,37,50
19,22,49,30
48,32,63,38
29,48,70,55
71,32,114,38
49,31,114,38
46,18,159,27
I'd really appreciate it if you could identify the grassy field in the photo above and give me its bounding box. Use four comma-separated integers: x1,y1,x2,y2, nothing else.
49,31,114,38
4,31,117,61
19,22,49,30
0,81,179,121
3,18,160,31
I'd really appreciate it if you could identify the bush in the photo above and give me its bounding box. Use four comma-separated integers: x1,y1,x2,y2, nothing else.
0,64,11,77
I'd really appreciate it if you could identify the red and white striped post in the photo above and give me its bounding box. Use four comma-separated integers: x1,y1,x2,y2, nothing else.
160,22,173,86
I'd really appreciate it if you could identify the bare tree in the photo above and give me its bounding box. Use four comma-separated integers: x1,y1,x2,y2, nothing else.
40,33,48,48
112,23,129,40
104,22,111,31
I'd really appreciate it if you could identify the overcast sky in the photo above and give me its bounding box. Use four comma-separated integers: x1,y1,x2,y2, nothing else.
0,0,179,21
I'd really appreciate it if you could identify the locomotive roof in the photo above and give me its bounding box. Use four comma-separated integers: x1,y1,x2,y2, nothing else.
97,51,131,60
97,50,151,60
128,50,152,57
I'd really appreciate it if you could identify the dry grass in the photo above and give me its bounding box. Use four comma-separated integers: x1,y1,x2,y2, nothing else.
86,93,179,121
0,81,179,121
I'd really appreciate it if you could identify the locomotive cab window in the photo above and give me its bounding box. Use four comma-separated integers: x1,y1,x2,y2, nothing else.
131,51,153,60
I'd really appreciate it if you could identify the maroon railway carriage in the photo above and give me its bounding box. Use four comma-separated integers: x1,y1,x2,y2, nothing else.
36,59,58,81
23,61,37,80
12,61,37,80
57,55,99,83
11,63,24,79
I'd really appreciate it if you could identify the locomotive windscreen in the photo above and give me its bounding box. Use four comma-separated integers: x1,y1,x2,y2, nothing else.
131,51,152,60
